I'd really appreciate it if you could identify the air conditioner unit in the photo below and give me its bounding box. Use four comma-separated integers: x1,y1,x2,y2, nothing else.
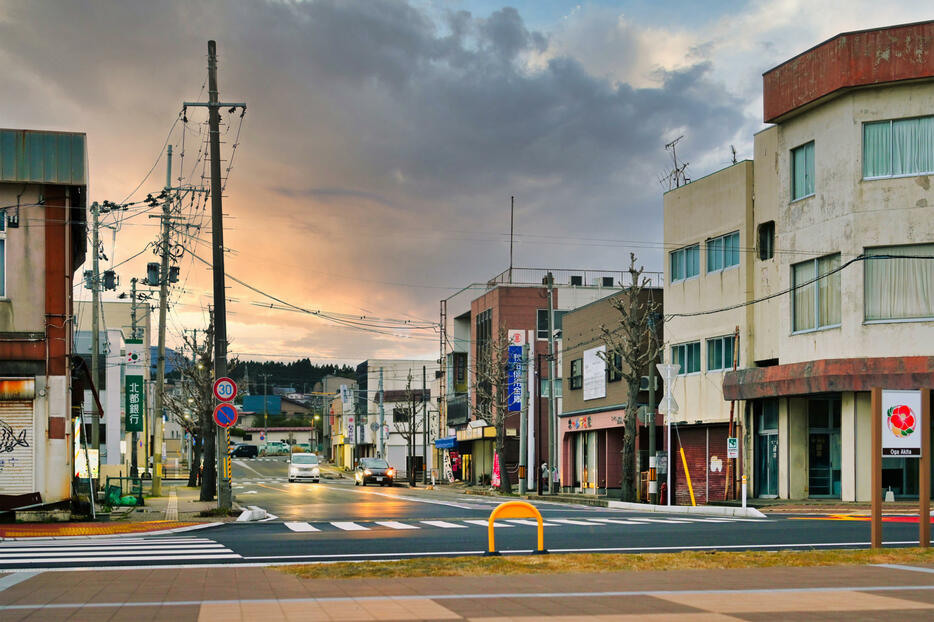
640,376,659,391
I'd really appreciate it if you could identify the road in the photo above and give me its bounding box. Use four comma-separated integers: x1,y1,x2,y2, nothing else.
1,456,930,571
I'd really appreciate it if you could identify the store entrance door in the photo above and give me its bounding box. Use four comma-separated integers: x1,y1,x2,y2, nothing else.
755,399,778,498
576,432,597,493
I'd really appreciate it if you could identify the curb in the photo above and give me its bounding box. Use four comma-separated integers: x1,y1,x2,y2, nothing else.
606,500,767,518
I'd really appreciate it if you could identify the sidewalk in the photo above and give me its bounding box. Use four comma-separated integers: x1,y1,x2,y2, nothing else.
1,560,932,620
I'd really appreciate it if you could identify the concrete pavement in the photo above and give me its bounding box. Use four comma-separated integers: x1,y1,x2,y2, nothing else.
1,560,933,620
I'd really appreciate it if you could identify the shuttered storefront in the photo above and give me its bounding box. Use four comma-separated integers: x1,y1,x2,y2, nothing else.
0,401,35,495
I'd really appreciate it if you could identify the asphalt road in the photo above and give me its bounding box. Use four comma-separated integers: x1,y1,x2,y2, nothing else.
1,457,930,571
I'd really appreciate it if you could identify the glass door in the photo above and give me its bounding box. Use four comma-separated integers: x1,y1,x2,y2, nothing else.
755,400,779,497
807,397,841,498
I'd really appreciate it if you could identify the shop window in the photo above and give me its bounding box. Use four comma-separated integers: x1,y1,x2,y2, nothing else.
569,359,583,389
670,244,700,282
758,221,775,260
706,231,740,273
863,116,934,179
706,335,736,371
671,342,700,374
864,243,934,322
791,141,815,200
792,253,840,332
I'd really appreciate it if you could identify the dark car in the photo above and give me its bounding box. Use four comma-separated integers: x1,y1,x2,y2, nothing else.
230,443,258,458
354,458,394,486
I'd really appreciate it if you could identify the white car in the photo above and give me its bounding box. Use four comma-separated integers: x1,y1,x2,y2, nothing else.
288,453,320,483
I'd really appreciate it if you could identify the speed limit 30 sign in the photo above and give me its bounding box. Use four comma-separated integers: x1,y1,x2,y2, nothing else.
213,377,238,402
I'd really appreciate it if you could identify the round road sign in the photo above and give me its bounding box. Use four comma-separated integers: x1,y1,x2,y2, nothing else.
213,377,237,402
213,403,238,428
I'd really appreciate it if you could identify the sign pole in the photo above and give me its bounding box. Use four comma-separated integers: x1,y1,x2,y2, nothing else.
871,387,882,549
920,389,930,549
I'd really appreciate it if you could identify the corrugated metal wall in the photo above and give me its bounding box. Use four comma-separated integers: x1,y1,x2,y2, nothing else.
0,129,87,185
0,401,35,495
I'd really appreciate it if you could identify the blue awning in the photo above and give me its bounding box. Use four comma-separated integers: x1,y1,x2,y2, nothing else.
434,436,457,449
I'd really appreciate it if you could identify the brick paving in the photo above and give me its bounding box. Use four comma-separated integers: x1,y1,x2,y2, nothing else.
1,563,933,620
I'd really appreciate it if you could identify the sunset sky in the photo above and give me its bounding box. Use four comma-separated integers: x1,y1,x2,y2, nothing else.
3,1,930,365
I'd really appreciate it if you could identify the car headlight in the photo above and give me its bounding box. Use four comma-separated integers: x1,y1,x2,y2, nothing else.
289,468,297,475
311,467,320,476
386,469,394,477
364,469,372,475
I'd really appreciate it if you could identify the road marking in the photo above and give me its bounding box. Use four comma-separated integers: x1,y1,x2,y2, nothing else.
284,522,319,532
331,522,369,531
874,564,934,574
0,571,39,592
505,519,559,527
588,518,649,525
351,488,479,509
548,518,602,526
629,518,692,524
464,520,513,528
232,459,266,476
374,521,420,530
420,520,468,529
0,536,241,568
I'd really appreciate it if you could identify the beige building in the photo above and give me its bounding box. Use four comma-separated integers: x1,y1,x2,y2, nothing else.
665,21,934,503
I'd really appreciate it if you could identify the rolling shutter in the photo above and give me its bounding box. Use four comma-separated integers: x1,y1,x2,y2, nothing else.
0,401,35,495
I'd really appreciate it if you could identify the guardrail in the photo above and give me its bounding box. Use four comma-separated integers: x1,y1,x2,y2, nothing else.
486,500,547,556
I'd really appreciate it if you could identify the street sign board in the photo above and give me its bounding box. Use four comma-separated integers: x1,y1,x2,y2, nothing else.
727,436,738,459
507,344,523,412
881,389,922,457
213,377,237,402
124,374,145,432
213,403,238,428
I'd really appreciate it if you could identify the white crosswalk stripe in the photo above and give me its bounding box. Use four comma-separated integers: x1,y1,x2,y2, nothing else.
419,520,468,529
374,521,419,530
589,518,653,525
331,521,369,531
284,522,320,532
0,537,239,567
548,518,603,526
506,519,560,527
463,519,514,528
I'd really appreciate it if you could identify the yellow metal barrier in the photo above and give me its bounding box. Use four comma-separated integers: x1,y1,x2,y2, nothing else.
679,447,696,506
486,500,547,555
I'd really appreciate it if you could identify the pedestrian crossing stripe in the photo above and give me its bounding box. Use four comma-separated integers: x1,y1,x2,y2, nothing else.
282,516,768,533
0,537,239,567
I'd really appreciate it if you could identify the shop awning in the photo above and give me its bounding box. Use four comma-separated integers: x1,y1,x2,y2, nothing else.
434,436,457,449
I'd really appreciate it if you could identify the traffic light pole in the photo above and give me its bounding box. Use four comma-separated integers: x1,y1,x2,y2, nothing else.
152,145,172,498
90,201,100,455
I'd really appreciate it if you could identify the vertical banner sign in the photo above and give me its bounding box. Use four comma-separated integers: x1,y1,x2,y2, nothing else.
507,345,523,412
491,451,502,487
125,375,145,432
583,345,607,401
881,390,922,457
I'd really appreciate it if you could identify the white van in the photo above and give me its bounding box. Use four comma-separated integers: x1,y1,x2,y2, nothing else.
288,453,320,483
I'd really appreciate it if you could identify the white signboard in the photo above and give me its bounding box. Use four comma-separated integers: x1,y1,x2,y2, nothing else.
881,389,922,458
582,346,607,401
507,329,526,346
727,437,738,459
345,414,355,445
340,384,353,411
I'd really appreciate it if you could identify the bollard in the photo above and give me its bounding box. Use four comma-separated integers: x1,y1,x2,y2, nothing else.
742,474,747,510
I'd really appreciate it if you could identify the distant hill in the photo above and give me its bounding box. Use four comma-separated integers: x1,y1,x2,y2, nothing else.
151,347,189,377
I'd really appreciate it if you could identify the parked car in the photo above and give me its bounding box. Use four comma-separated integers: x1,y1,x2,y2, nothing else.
288,453,320,483
263,442,289,456
230,443,258,458
354,458,394,486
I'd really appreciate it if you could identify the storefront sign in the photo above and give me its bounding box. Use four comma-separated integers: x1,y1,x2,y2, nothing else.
125,374,145,432
0,379,35,400
583,346,606,401
567,415,592,430
507,344,523,412
345,414,355,445
881,390,922,457
73,417,99,479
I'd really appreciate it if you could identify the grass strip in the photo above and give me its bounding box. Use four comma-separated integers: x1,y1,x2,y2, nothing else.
278,548,934,580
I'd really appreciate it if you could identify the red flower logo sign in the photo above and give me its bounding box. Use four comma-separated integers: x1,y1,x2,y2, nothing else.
886,404,916,438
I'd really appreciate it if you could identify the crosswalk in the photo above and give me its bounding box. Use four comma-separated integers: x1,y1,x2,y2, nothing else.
281,515,768,533
0,536,240,568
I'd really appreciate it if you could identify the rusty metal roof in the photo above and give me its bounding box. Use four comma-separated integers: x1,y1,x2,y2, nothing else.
0,129,87,185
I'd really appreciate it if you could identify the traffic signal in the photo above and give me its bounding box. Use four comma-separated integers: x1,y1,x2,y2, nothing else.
146,262,159,286
83,270,93,290
102,269,118,290
168,265,180,283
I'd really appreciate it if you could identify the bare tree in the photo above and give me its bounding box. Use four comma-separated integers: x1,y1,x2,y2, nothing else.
600,253,662,502
473,324,513,493
392,371,425,485
164,326,212,490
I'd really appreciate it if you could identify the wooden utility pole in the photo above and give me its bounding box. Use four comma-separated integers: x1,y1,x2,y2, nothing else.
724,325,740,501
151,145,172,498
546,272,557,494
90,201,100,454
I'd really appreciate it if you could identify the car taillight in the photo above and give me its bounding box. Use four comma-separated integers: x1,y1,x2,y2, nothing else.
386,469,394,477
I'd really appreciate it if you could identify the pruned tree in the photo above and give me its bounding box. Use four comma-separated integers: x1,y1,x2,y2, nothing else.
472,324,513,493
600,253,662,502
392,371,425,485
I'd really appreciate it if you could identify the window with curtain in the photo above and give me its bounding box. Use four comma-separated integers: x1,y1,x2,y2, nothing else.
863,116,934,179
707,231,740,272
670,244,699,282
569,359,583,389
792,254,841,332
791,141,815,200
707,335,736,371
864,243,934,321
671,342,700,374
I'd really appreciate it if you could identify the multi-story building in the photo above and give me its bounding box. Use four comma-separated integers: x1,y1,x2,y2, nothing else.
665,21,934,503
441,267,662,487
0,129,87,509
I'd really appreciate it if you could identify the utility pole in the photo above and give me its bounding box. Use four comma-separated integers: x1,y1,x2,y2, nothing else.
152,145,172,498
130,277,139,478
422,365,427,485
378,368,384,458
90,201,100,455
508,195,514,284
259,373,272,444
181,40,245,511
647,314,658,504
546,272,557,494
519,344,528,494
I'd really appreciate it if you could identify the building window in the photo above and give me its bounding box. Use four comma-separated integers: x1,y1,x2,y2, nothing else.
392,407,409,424
707,231,740,273
865,244,934,322
540,377,563,398
863,116,934,179
607,352,623,382
536,309,566,339
476,308,491,354
0,211,5,297
707,335,736,372
792,254,841,332
670,244,700,282
758,221,775,260
569,359,583,389
791,141,815,201
671,342,700,375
